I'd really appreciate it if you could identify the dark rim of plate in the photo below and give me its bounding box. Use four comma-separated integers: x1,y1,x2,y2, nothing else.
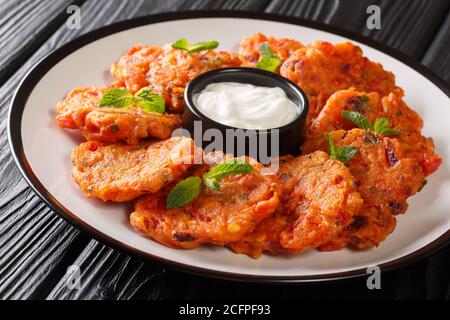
7,10,450,283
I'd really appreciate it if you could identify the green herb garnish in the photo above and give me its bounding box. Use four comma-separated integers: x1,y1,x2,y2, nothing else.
364,130,379,144
166,159,254,208
342,111,372,130
373,118,401,136
99,87,165,114
341,111,400,136
202,159,254,191
135,88,165,114
172,38,219,53
326,133,358,164
255,42,281,72
166,176,202,209
99,88,134,108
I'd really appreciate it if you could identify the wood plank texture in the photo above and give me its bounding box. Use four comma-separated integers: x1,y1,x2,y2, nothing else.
0,0,448,300
422,11,450,82
0,0,81,85
46,241,169,300
265,0,450,61
47,238,402,300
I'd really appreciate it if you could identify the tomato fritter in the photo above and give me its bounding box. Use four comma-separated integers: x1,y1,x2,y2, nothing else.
381,93,441,176
306,89,441,176
303,129,425,250
83,107,181,144
130,153,280,249
56,86,181,144
308,89,382,136
239,32,303,66
110,44,162,94
280,41,403,125
71,137,198,202
146,44,242,112
56,86,107,129
229,151,363,258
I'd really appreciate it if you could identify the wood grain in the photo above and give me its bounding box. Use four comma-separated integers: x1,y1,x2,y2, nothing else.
46,240,169,300
422,11,450,82
265,0,450,61
0,0,81,85
0,0,448,300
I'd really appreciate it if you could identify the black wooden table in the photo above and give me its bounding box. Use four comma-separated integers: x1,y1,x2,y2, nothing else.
1,0,449,300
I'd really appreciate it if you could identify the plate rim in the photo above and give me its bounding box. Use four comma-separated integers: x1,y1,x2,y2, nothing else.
7,10,450,283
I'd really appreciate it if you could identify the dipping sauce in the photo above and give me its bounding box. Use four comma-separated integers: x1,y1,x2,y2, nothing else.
193,82,299,129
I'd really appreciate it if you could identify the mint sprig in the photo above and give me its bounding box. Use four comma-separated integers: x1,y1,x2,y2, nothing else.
202,159,254,191
166,177,202,209
373,118,401,136
99,87,165,114
341,111,400,136
203,178,220,191
172,38,219,53
255,42,281,72
326,133,358,164
342,111,372,130
99,88,134,108
135,88,165,114
166,159,254,208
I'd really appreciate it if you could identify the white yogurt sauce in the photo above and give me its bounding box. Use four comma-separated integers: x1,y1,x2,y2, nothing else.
193,82,299,129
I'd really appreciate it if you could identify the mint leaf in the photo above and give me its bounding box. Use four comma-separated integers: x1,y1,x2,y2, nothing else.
172,38,219,53
259,42,273,56
166,177,202,209
99,87,166,114
204,159,254,180
135,88,165,114
341,111,400,136
189,41,219,52
326,133,358,164
203,177,220,191
256,56,282,72
99,88,134,108
364,130,379,144
373,118,400,136
342,111,372,130
172,38,189,50
336,145,359,163
203,159,254,191
255,42,281,72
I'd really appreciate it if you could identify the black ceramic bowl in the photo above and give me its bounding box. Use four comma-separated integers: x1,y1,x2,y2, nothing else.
183,67,309,162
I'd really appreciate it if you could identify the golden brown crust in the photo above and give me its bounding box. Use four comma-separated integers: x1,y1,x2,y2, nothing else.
308,89,382,137
83,107,181,144
280,41,403,126
56,86,107,129
229,151,363,258
56,86,181,144
110,44,162,94
303,129,424,250
146,44,242,112
381,93,441,176
305,89,441,176
130,153,281,249
71,137,199,202
239,32,303,67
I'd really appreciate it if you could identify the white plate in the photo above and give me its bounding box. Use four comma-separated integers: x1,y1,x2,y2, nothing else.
8,12,450,282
